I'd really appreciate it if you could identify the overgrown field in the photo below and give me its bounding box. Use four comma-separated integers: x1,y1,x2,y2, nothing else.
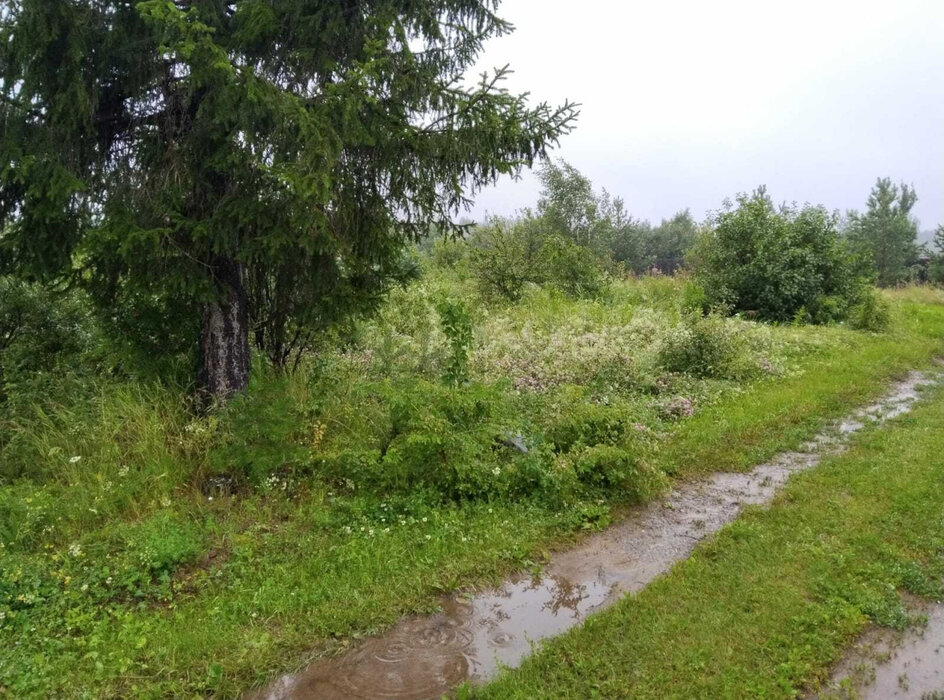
1,270,943,698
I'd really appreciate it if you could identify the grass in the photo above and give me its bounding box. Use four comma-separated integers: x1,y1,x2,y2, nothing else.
472,377,944,700
1,277,943,698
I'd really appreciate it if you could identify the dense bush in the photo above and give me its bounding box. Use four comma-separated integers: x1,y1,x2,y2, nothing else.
467,217,607,301
0,278,100,401
314,380,561,501
658,312,751,379
690,189,869,324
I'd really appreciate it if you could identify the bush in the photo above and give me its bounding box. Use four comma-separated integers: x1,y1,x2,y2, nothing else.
314,381,537,500
566,444,665,498
539,235,608,298
689,189,868,324
849,289,891,332
436,298,474,385
468,217,608,301
208,373,308,483
658,312,750,379
0,277,101,403
468,218,539,301
545,400,637,453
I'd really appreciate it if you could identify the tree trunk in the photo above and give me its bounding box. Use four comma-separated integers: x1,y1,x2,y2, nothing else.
199,256,250,401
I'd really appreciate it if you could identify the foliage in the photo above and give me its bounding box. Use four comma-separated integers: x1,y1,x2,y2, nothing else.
0,1,577,393
437,299,474,386
536,160,604,247
929,224,944,286
468,217,543,301
848,289,891,332
846,178,921,287
533,160,698,274
690,188,868,323
657,312,751,379
468,216,606,300
0,277,101,406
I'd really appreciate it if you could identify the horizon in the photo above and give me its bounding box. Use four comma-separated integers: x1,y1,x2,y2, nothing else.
467,0,943,233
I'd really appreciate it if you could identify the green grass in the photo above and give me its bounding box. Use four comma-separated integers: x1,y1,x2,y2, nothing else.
472,381,944,699
655,299,944,476
1,279,943,698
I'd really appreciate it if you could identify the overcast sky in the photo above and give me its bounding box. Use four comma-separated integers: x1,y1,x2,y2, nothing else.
467,0,944,235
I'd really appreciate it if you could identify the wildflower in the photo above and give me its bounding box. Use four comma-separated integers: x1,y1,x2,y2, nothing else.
0,611,5,620
160,496,171,508
68,543,82,558
81,584,89,592
69,456,82,464
425,535,431,540
105,577,113,585
118,465,129,478
492,467,501,476
207,496,213,502
421,517,427,523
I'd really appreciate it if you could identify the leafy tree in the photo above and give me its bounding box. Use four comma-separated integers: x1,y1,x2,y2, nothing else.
468,214,605,300
846,178,920,287
930,224,944,285
649,210,698,273
0,1,576,400
536,159,601,247
691,187,866,323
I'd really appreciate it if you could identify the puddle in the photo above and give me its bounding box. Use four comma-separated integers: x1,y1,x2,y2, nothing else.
246,371,938,700
816,600,944,700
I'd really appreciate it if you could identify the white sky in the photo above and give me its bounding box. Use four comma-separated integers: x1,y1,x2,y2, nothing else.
468,0,944,233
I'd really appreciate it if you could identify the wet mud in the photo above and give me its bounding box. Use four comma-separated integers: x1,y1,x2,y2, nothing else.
247,372,937,700
816,600,944,700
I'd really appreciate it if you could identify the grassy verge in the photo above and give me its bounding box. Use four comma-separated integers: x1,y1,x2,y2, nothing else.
472,379,944,699
1,285,943,698
656,296,944,476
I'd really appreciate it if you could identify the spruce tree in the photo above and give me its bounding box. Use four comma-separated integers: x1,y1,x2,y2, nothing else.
0,1,576,399
847,178,920,287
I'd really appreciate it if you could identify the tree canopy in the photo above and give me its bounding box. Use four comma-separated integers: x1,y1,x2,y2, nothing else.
846,177,920,287
0,0,576,398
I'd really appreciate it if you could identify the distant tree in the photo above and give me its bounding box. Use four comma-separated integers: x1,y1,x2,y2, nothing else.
930,224,944,285
846,178,920,287
691,187,866,323
536,160,601,246
0,1,576,401
648,210,698,273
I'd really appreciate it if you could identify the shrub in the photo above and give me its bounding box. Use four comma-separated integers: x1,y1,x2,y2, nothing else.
208,373,308,483
849,289,891,332
690,189,868,324
566,444,666,499
314,381,534,500
539,235,608,298
545,400,637,453
430,236,469,269
468,216,608,301
658,312,749,379
468,218,539,301
0,277,101,403
436,298,474,385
